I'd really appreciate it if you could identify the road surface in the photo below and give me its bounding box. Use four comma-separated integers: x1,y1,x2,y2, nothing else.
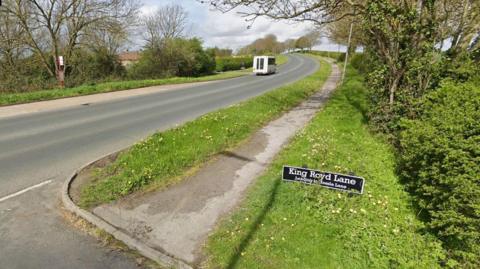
0,54,318,269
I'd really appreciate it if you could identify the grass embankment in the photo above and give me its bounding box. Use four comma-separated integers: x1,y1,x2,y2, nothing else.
276,54,288,65
1,55,289,107
0,70,249,106
79,56,330,208
204,66,445,269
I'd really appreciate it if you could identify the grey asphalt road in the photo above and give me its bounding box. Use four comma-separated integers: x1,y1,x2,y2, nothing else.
0,54,318,269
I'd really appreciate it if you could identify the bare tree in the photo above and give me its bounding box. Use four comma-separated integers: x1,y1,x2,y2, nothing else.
1,0,139,85
144,4,188,47
0,4,26,69
304,29,322,50
283,38,296,53
327,16,362,54
205,0,480,107
203,0,361,25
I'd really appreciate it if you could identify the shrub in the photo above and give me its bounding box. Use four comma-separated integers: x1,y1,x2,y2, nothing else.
128,38,216,79
350,53,370,74
0,56,55,93
398,80,480,267
308,50,344,60
66,48,126,87
215,56,253,72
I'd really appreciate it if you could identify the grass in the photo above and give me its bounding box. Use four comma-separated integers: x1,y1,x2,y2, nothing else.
276,54,288,65
0,69,250,106
203,66,445,269
0,54,289,107
78,56,331,208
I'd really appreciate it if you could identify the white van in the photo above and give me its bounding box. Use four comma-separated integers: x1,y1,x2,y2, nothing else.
253,56,276,75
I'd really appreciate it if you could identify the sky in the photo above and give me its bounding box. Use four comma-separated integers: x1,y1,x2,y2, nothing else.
138,0,345,52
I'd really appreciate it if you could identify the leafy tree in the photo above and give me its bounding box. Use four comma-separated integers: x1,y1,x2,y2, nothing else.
237,34,285,55
129,38,215,79
205,0,480,132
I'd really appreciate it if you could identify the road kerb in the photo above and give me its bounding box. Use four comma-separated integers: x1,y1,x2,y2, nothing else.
61,156,194,269
61,56,337,269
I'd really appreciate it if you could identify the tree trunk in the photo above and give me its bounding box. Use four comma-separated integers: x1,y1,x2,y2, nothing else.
389,73,402,106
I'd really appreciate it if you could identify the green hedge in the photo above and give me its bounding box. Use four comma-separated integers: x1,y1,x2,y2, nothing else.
398,80,480,268
308,50,345,61
215,56,253,72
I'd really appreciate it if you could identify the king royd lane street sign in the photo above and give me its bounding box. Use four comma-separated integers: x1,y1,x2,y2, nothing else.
282,165,365,194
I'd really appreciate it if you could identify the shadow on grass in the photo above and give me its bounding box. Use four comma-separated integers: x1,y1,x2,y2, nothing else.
226,177,282,269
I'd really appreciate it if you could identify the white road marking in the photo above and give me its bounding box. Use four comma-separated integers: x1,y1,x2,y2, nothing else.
0,180,52,203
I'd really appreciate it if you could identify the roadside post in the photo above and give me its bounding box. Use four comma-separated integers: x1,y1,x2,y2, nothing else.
55,56,65,88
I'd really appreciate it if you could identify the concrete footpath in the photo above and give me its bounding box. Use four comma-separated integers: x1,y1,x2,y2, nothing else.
64,59,340,268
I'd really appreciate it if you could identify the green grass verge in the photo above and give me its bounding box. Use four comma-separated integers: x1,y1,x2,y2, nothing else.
276,54,288,65
1,55,289,107
78,56,331,208
0,70,250,106
203,66,445,269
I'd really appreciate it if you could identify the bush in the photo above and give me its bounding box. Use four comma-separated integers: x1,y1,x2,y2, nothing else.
0,56,55,93
308,50,344,60
66,48,126,87
350,53,370,74
215,56,252,72
128,38,216,79
398,80,480,267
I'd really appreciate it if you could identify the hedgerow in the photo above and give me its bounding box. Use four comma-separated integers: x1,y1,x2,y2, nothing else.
398,80,480,268
215,56,253,72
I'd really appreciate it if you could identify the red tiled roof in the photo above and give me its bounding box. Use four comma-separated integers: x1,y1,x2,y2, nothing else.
118,51,140,61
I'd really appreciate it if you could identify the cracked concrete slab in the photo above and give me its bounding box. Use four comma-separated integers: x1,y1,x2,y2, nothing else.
93,59,340,266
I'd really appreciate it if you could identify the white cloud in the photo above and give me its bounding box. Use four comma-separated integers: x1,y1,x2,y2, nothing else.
138,0,340,51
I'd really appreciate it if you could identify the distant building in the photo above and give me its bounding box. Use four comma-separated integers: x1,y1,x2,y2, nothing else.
118,51,140,67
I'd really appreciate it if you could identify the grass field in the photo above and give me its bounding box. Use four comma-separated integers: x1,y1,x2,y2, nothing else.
203,66,445,269
78,56,331,208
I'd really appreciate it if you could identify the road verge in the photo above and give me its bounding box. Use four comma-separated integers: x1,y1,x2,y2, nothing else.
77,56,328,208
203,66,444,269
62,56,336,268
